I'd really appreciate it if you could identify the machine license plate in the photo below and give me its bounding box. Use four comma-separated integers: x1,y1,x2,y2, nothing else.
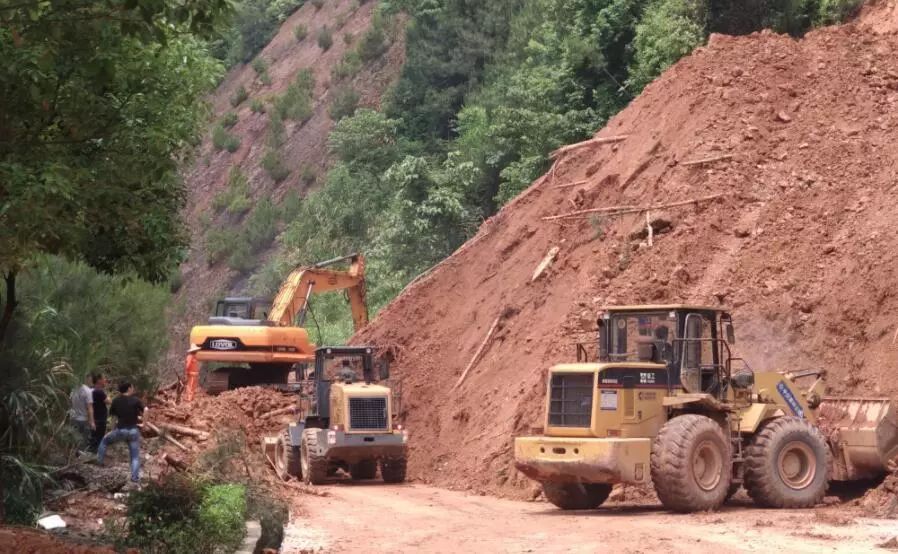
600,390,618,411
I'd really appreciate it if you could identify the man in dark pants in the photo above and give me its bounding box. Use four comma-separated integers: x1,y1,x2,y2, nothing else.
97,382,147,487
89,373,110,452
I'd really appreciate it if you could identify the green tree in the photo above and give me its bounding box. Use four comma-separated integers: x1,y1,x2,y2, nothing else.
628,0,707,92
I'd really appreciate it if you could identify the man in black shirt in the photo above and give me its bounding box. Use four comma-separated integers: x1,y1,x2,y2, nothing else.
97,382,148,485
89,373,110,452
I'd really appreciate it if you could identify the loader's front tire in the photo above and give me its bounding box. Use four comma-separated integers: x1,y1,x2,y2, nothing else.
300,429,328,485
380,455,407,483
651,414,732,513
278,429,302,479
350,460,378,480
744,417,829,508
542,482,612,510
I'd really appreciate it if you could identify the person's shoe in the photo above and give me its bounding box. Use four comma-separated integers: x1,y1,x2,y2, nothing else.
123,481,142,492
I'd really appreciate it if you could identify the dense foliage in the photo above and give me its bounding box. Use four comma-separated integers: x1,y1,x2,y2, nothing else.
254,0,863,342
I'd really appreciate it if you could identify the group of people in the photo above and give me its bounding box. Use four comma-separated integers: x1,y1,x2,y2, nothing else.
69,374,147,486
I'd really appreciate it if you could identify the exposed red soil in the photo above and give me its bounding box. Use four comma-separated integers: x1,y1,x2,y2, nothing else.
353,14,898,499
0,527,116,554
166,0,405,375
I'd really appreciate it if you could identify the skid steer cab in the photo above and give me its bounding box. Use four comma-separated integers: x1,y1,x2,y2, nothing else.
514,305,898,513
266,346,408,485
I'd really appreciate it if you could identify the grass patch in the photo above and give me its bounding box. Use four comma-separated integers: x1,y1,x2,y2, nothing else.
221,112,238,128
212,124,240,153
262,149,290,182
329,86,359,121
230,85,248,107
294,24,308,41
332,50,362,80
250,98,266,113
213,167,252,214
273,69,315,122
317,26,333,51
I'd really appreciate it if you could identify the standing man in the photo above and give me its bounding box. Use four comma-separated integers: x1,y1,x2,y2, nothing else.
69,375,94,452
97,382,147,487
89,373,111,452
184,345,201,402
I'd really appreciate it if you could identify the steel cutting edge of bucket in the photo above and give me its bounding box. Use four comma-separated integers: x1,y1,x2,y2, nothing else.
817,397,898,481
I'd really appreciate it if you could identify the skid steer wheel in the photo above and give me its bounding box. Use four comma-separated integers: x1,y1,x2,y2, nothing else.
380,456,407,483
300,429,328,485
349,460,378,480
744,417,830,508
543,482,612,510
651,414,732,513
277,430,301,479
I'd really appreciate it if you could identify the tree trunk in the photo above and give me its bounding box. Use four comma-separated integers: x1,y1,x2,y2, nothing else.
0,270,17,346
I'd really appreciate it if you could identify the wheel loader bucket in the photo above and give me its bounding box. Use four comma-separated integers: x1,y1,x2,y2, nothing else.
818,397,898,481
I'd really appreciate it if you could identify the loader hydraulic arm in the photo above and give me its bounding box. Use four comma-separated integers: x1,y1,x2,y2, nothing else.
267,253,369,330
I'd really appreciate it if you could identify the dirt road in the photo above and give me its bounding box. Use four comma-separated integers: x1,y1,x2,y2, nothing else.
282,483,898,553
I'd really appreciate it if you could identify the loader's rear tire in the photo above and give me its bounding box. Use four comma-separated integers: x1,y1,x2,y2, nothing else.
350,460,378,480
651,414,732,513
280,429,301,479
542,483,612,510
300,429,328,485
744,417,829,508
380,455,407,483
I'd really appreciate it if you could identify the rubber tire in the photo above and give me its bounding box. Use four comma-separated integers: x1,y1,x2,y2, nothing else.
282,429,301,478
300,429,329,485
743,417,830,508
651,414,732,513
724,481,741,503
380,456,407,483
350,460,378,480
542,483,612,510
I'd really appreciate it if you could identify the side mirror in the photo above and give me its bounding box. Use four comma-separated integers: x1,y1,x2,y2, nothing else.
725,323,736,345
378,360,390,380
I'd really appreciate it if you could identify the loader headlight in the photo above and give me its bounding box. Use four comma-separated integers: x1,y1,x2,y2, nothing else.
327,430,337,445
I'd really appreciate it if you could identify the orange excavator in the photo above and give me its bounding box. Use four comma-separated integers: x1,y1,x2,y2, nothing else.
186,253,368,395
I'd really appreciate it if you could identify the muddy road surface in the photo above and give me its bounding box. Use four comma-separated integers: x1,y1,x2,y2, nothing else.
282,483,898,553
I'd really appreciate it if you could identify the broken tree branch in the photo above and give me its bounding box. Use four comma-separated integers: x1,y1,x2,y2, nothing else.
550,135,628,159
553,179,588,190
146,422,188,452
531,246,560,282
541,192,730,221
680,153,733,166
259,405,296,419
453,315,502,391
157,423,209,440
161,453,188,472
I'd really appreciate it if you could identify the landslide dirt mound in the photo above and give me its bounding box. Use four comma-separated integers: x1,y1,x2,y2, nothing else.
354,18,898,497
165,0,405,375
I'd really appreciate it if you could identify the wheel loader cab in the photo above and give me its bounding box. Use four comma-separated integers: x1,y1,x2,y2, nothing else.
308,346,378,427
597,305,736,399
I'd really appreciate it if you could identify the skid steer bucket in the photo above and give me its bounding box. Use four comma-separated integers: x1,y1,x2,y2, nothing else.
818,397,898,481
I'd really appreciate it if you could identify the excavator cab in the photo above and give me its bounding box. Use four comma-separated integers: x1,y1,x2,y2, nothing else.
209,297,273,325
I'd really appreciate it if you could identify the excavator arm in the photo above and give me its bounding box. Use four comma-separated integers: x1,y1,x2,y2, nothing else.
267,253,368,330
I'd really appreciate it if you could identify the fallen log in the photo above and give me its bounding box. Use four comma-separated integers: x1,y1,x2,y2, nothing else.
542,192,730,221
146,422,188,452
161,453,188,472
553,179,588,190
453,315,502,390
550,135,628,159
157,422,209,440
531,246,560,282
680,153,734,166
259,405,296,419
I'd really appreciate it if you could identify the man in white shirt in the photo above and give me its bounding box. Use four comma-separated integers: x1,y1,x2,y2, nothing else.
69,376,94,451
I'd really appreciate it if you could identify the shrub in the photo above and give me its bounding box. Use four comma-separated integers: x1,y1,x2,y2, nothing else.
251,57,268,75
311,0,324,9
280,190,302,221
206,229,237,265
344,32,354,45
317,26,333,50
212,124,240,152
273,69,315,121
816,0,863,24
227,238,254,273
213,167,252,214
230,84,248,107
293,24,308,41
329,87,359,121
221,112,238,128
357,18,388,62
198,484,247,551
267,111,285,147
627,0,706,93
300,164,316,184
262,149,290,182
332,50,362,80
250,98,266,113
246,198,280,248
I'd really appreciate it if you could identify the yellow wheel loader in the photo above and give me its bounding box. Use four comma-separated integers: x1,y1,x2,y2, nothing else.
263,346,409,484
188,253,368,393
514,305,898,512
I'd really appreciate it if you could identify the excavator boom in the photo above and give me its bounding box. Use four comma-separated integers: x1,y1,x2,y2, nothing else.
268,253,368,329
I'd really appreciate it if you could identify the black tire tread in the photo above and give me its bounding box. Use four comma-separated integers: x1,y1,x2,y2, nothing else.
380,455,407,483
283,429,301,478
543,483,612,510
743,417,830,508
651,414,732,513
302,429,329,485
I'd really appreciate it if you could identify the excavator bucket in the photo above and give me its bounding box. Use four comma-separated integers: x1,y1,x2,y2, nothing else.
818,397,898,481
